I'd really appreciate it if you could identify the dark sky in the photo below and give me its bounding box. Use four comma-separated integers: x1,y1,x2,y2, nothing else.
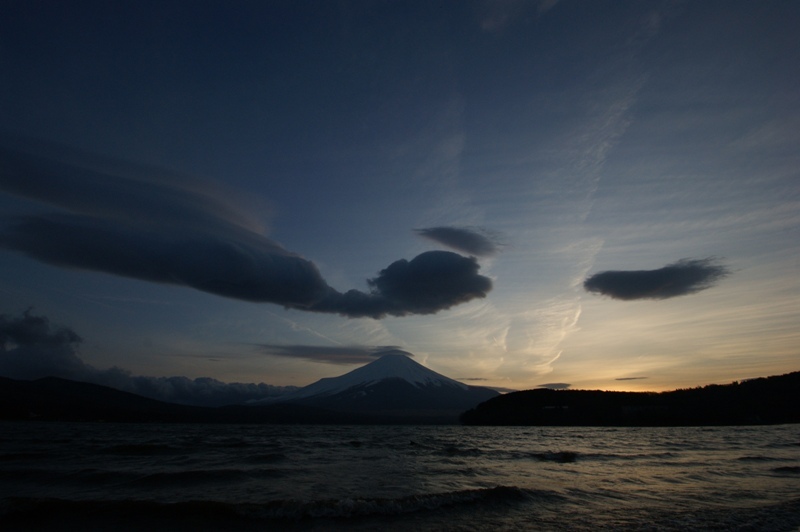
1,0,798,393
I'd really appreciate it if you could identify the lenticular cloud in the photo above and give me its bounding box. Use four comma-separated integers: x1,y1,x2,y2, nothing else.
583,258,729,300
0,138,491,318
415,226,503,257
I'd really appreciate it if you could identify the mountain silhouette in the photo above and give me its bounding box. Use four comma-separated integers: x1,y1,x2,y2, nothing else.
257,353,499,422
460,371,800,426
0,355,498,424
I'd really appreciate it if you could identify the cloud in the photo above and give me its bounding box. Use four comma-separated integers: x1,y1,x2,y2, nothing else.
1,213,332,306
0,308,85,379
310,251,492,318
415,226,503,256
616,376,647,381
486,386,518,393
0,139,491,318
583,258,729,300
0,309,295,406
257,344,411,365
0,135,264,233
460,377,517,393
537,382,571,390
365,251,492,315
99,370,297,408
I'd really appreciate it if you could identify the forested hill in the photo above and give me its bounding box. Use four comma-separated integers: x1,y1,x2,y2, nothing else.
460,371,800,426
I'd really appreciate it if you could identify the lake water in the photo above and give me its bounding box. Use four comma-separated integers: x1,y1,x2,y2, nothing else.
1,422,798,530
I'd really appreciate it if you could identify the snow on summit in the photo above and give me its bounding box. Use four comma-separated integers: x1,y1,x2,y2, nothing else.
286,352,468,401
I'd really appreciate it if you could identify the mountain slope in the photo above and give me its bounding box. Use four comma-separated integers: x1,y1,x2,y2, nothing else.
0,376,348,424
287,353,468,399
271,354,499,420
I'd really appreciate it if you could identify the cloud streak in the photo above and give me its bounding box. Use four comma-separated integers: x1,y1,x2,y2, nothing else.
0,139,491,318
537,382,571,390
415,226,503,257
583,258,729,300
0,310,295,406
256,344,411,365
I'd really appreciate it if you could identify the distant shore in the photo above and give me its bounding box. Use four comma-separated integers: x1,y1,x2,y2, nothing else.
461,371,800,426
3,371,799,426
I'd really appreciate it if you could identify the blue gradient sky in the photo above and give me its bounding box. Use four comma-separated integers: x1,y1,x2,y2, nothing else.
1,0,798,393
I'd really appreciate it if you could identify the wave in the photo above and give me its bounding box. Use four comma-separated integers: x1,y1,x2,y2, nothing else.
209,437,254,449
127,467,285,487
737,455,784,462
435,445,484,457
764,438,800,449
0,466,285,489
516,450,678,463
242,452,288,464
430,444,582,463
0,452,45,461
252,485,549,519
772,466,800,474
0,486,554,528
529,451,578,463
97,443,179,455
0,467,141,485
432,446,689,464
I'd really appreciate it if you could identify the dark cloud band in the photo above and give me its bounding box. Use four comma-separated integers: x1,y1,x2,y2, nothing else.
583,258,729,300
0,213,332,307
0,140,491,318
256,345,411,364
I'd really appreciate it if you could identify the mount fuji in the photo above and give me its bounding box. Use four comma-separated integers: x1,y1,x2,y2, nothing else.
259,353,499,422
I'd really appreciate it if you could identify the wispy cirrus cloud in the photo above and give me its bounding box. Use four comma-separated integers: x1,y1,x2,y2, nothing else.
584,258,730,300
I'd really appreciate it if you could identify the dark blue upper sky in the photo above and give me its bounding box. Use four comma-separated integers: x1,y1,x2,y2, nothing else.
1,0,798,396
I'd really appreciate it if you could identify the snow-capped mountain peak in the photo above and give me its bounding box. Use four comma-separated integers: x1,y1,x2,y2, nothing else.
285,353,468,401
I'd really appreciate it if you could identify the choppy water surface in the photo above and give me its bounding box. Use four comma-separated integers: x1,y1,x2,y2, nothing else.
1,422,798,530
